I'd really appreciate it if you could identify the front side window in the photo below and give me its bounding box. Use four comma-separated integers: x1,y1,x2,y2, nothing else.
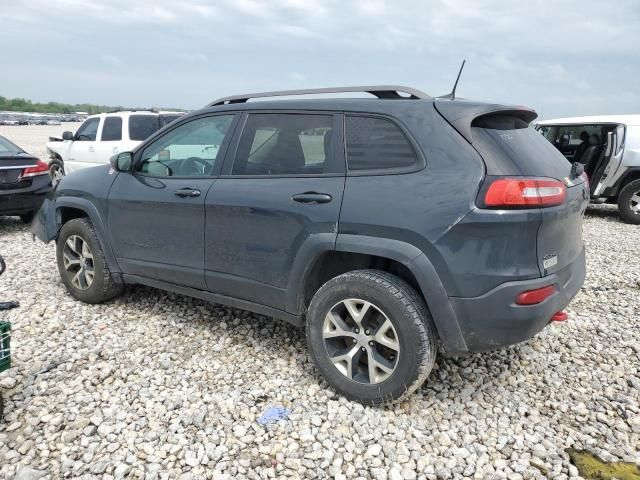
75,118,100,141
129,114,160,141
345,116,418,171
101,117,123,141
138,115,234,177
232,114,334,175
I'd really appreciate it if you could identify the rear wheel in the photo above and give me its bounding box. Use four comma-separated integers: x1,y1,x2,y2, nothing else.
618,179,640,224
306,270,437,405
56,218,123,303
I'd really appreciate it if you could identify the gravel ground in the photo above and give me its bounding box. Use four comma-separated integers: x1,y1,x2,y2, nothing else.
0,126,639,479
0,124,81,160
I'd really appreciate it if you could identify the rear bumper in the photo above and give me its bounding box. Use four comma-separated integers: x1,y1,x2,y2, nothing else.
0,179,52,215
450,246,586,352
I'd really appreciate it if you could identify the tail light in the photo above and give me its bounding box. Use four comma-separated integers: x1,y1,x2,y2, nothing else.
483,177,566,208
21,160,49,178
516,285,556,305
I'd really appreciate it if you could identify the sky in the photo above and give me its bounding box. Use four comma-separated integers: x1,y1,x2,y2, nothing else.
1,0,639,120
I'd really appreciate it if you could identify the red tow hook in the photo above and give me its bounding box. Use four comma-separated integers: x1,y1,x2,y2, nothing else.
551,311,568,322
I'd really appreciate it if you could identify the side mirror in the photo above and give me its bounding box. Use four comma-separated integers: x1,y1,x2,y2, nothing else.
62,131,74,141
110,152,133,172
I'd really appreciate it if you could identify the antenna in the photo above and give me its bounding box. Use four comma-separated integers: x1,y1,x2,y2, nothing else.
439,60,466,100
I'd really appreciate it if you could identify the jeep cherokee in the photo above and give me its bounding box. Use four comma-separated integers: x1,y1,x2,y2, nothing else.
32,86,588,404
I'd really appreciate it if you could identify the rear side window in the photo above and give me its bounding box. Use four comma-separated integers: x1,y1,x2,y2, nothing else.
232,114,334,176
101,117,122,141
129,115,159,141
345,116,418,172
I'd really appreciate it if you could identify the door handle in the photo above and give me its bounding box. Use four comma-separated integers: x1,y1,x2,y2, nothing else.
292,192,332,204
89,146,95,152
174,188,201,198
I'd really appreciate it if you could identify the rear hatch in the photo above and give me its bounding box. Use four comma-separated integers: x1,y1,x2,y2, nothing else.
0,154,37,190
435,100,588,277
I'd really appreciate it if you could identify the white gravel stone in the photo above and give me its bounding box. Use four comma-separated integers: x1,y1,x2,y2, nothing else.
0,126,638,480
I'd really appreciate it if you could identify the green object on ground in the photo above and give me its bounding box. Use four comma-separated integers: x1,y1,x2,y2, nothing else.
567,449,640,480
0,321,10,373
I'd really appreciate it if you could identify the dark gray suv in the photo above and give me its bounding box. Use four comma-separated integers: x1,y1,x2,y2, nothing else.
33,86,588,404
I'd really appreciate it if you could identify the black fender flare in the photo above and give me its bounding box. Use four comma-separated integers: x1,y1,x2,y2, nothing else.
34,197,122,275
286,233,468,354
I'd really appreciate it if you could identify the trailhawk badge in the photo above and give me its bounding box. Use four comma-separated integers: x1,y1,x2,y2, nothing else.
543,254,558,270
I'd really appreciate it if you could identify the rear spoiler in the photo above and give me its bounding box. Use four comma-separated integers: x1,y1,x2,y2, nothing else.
434,99,537,143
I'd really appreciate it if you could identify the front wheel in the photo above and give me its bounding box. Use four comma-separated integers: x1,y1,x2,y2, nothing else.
49,161,64,187
306,270,437,405
56,218,124,303
618,179,640,225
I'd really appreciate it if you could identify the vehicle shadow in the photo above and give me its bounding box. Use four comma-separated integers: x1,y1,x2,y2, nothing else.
585,204,622,221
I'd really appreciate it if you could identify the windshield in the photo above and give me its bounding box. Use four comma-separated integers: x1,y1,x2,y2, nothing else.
0,136,21,155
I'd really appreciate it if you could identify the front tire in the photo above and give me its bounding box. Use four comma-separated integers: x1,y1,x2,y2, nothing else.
618,179,640,224
49,161,64,187
56,218,123,303
306,270,437,405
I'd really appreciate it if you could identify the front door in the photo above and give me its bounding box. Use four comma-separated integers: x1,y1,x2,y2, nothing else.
67,117,101,173
204,112,345,310
107,113,237,289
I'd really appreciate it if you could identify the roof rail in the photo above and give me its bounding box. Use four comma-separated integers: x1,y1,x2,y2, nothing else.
209,85,430,106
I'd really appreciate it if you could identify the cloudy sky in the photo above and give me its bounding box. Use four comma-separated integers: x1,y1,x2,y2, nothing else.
1,0,639,119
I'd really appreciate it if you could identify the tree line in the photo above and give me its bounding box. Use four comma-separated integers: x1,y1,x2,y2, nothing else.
0,95,126,114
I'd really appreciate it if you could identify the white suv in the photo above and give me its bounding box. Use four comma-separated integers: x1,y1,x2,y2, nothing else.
46,110,183,184
536,115,640,224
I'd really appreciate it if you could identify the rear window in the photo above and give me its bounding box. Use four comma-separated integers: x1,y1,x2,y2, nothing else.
129,115,159,141
345,116,418,172
0,136,20,154
101,117,122,141
471,114,571,178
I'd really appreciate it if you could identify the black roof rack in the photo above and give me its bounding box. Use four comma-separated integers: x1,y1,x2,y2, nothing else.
209,85,430,106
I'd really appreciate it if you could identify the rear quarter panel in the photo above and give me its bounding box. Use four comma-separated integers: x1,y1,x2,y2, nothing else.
338,103,486,295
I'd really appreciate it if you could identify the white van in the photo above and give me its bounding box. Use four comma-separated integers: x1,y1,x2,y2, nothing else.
536,115,640,224
46,110,184,184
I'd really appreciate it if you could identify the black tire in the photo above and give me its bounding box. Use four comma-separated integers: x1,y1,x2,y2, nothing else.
618,179,640,225
48,160,64,187
19,211,34,224
56,218,123,303
306,269,437,405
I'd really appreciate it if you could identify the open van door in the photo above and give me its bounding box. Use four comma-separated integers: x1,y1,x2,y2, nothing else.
590,124,625,197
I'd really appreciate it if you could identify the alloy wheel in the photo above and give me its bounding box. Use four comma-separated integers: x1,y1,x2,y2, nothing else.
62,235,95,290
322,298,400,385
629,190,640,214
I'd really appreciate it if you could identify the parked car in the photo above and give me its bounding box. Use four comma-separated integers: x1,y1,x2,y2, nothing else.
0,135,52,222
536,115,640,224
45,110,185,185
32,86,588,404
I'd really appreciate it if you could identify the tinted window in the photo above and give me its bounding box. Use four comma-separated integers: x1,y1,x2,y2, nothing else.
159,114,183,128
101,116,122,141
232,114,333,175
75,118,100,141
139,115,234,177
129,115,159,141
472,115,570,178
0,136,20,154
345,116,418,171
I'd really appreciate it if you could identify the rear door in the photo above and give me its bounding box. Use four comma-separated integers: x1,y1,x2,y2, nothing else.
203,111,345,310
93,116,124,166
